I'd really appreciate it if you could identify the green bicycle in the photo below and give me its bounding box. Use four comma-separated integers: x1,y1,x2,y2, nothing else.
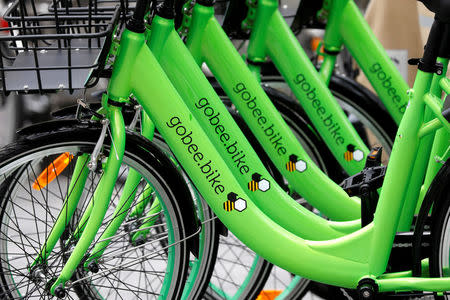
0,0,449,299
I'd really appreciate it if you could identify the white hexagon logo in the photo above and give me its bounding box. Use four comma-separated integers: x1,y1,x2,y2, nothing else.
234,198,247,212
258,179,270,192
295,160,307,172
353,150,364,162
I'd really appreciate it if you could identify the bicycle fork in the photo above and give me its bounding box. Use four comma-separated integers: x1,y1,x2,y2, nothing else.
27,104,126,297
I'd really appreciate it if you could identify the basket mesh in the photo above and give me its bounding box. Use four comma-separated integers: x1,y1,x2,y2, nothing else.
0,0,124,93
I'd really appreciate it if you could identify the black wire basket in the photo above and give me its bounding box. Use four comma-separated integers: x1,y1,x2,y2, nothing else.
0,0,123,94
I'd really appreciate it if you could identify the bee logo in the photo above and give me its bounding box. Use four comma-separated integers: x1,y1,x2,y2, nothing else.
248,173,270,192
223,199,235,212
223,192,247,212
344,145,354,161
286,156,296,172
286,154,307,172
344,144,364,162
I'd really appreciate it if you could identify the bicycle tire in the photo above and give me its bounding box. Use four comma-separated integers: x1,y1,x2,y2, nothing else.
0,121,194,299
426,159,450,299
50,102,222,300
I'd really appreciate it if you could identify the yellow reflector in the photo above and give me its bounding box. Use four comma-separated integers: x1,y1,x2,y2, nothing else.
256,290,283,300
32,152,74,190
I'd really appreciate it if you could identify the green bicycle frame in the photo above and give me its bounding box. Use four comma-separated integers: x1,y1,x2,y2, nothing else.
315,0,449,231
116,23,450,291
34,6,450,293
147,15,360,236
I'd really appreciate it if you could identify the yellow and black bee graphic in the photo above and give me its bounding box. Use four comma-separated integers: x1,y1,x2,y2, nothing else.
248,173,271,192
344,144,364,162
344,144,354,161
248,177,259,191
224,192,237,212
223,200,235,212
223,192,247,212
286,155,297,172
286,154,307,172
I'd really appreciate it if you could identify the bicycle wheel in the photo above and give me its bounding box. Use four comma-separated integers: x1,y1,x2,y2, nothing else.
0,121,194,299
51,102,221,300
427,159,450,299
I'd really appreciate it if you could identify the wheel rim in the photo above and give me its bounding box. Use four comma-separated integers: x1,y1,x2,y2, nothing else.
0,143,184,299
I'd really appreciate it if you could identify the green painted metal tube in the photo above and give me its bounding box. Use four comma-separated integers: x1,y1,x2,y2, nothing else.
396,136,434,231
397,62,448,230
377,277,450,293
419,119,444,138
369,70,433,276
32,153,90,267
132,196,161,241
418,58,450,211
70,194,93,240
441,77,450,94
319,54,337,85
130,184,154,218
187,5,361,220
108,30,145,102
333,0,408,124
424,94,450,133
264,9,369,175
246,0,276,63
51,106,126,294
86,167,142,263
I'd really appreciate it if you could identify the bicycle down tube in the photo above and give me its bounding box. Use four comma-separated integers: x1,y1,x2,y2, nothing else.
320,0,409,124
147,15,360,235
179,2,366,219
241,0,370,175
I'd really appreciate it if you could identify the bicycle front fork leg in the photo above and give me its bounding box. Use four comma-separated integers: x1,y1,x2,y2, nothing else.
50,105,126,296
86,109,158,262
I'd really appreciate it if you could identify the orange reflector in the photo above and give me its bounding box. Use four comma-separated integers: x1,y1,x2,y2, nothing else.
310,37,324,63
256,290,283,300
32,152,74,190
310,37,322,52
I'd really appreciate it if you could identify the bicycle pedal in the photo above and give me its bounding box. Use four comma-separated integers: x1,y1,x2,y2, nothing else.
340,147,386,226
339,165,386,197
